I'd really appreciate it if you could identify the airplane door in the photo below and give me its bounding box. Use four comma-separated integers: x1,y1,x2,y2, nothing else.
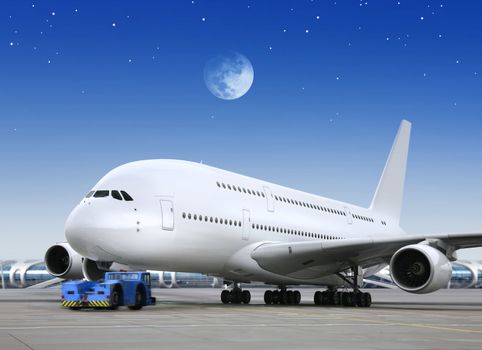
344,206,353,225
263,186,275,212
160,200,174,231
242,209,251,241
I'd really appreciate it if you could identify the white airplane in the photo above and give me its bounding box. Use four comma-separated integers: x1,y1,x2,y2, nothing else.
45,120,482,307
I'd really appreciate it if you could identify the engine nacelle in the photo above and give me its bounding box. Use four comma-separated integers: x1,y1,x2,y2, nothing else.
44,242,84,279
390,244,452,294
82,258,136,281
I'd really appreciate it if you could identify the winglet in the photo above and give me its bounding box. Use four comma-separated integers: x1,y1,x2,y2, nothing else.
369,120,411,224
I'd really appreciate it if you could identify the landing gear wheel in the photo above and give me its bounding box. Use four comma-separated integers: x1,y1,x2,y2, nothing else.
341,292,353,307
272,290,280,304
321,291,331,305
314,291,322,305
363,292,372,307
242,290,251,304
280,291,288,305
221,290,230,304
264,290,273,305
286,291,294,305
293,290,301,305
231,290,242,304
333,291,342,306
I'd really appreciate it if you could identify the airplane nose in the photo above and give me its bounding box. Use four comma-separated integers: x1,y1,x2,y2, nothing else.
65,200,137,261
65,204,97,258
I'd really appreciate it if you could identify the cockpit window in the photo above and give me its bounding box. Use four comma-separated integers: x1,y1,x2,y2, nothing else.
93,190,109,198
121,191,133,201
111,190,122,201
85,191,94,198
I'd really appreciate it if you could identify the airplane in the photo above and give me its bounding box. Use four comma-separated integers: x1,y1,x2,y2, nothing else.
45,120,482,307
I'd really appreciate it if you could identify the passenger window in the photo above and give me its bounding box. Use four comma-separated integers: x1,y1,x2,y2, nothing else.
94,190,109,198
85,191,94,198
111,190,123,201
120,191,133,201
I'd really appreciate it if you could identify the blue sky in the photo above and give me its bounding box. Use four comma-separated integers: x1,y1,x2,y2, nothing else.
1,1,481,260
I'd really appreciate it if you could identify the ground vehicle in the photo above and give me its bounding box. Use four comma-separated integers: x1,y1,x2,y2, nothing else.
61,271,156,310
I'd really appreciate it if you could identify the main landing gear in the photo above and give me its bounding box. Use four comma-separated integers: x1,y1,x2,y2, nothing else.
264,288,301,305
313,265,372,308
313,290,371,307
220,285,251,304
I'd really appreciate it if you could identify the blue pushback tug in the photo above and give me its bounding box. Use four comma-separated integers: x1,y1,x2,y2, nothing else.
61,271,156,310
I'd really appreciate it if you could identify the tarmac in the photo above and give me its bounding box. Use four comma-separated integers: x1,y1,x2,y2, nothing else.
1,287,482,350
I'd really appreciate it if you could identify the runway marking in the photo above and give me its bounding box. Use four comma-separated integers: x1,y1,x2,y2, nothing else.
330,316,482,334
8,333,34,350
1,322,482,333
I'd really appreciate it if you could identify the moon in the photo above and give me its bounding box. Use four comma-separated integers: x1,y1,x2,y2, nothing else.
204,52,254,100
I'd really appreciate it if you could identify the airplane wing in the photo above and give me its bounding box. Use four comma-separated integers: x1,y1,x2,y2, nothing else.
250,232,482,278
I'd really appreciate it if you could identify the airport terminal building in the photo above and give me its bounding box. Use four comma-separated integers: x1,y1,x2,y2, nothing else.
1,259,482,289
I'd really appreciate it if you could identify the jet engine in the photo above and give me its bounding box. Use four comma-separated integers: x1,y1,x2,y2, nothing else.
82,258,135,281
44,242,84,279
390,244,452,294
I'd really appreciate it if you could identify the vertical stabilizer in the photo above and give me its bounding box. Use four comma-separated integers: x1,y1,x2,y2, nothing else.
370,120,411,224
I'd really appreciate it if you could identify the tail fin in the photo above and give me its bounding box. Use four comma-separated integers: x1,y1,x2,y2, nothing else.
369,120,411,224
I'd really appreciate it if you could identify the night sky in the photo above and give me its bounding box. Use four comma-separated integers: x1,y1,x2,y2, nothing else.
1,1,482,260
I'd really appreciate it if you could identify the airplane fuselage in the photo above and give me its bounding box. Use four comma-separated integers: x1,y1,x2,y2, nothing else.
66,159,404,286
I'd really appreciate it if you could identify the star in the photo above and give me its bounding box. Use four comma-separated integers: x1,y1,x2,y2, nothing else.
128,58,132,63
47,59,51,64
9,42,13,46
336,76,340,80
456,60,459,64
316,15,320,20
305,29,309,33
112,22,116,27
51,12,55,16
201,17,206,22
